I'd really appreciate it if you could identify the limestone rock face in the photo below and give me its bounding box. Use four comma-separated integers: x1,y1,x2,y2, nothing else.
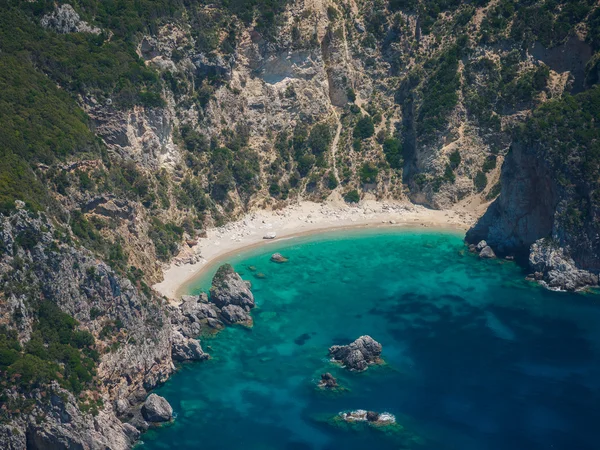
141,394,173,423
171,332,209,361
210,264,255,311
529,240,599,291
40,4,101,34
467,141,599,291
329,336,382,371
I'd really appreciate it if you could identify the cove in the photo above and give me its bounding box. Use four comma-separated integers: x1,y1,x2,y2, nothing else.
139,229,600,450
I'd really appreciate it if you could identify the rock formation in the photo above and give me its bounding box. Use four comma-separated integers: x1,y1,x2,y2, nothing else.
141,394,173,423
270,253,288,263
318,373,339,389
209,264,255,325
329,336,383,371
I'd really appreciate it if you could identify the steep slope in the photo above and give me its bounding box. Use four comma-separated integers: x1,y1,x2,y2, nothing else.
0,0,599,447
467,86,600,290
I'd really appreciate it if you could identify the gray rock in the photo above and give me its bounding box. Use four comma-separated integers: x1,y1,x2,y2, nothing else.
329,336,383,372
220,304,252,325
529,239,599,291
115,398,130,416
270,253,288,263
41,4,101,34
263,232,277,239
141,394,173,423
171,333,209,361
479,246,496,259
210,264,255,311
476,240,488,251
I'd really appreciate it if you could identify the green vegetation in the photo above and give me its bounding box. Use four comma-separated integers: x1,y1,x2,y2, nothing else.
0,302,97,395
417,46,461,143
344,190,360,203
149,218,183,261
353,116,375,140
474,171,488,192
382,138,403,169
308,123,333,155
359,163,379,184
516,85,600,193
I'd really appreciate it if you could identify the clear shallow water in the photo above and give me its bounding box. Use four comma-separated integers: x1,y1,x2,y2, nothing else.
140,230,600,450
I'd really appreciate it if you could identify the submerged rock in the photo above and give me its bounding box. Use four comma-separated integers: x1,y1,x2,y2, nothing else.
270,253,288,263
141,394,173,423
318,373,339,389
328,335,383,371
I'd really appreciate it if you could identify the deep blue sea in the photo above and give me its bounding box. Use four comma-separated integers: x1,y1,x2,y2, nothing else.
139,230,600,450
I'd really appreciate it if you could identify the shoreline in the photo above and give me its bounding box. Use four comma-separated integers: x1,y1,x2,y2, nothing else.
152,200,477,301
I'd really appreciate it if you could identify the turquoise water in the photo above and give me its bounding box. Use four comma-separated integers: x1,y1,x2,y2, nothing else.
140,230,600,450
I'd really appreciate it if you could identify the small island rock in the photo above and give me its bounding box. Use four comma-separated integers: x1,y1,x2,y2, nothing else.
141,394,173,423
270,253,288,263
318,373,339,389
329,335,382,371
210,264,255,311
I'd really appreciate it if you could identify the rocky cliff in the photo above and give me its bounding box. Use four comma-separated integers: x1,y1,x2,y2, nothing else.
467,86,600,291
1,0,600,447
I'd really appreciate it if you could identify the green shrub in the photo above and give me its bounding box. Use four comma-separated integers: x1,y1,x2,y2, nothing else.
382,138,403,169
474,171,488,192
308,123,332,155
354,116,375,140
359,163,379,184
344,190,360,203
326,171,339,190
449,150,461,169
149,218,183,261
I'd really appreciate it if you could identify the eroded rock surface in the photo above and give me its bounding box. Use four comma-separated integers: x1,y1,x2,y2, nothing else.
329,336,382,371
141,394,173,423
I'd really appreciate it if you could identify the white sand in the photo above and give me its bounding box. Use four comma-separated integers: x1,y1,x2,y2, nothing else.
152,199,478,300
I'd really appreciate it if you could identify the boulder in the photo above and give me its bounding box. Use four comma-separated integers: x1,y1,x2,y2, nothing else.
141,394,173,423
479,246,496,259
476,240,488,251
263,232,277,239
270,253,288,263
328,335,383,371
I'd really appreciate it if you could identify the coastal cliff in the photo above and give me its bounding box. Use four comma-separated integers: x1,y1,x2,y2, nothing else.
467,86,600,290
1,0,600,447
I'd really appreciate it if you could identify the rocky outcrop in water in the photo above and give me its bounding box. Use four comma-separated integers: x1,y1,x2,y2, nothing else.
467,129,599,291
141,394,173,423
209,264,255,325
270,253,288,263
329,336,383,371
318,373,339,389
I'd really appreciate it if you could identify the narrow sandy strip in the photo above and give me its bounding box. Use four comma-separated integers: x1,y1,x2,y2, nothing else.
152,200,478,301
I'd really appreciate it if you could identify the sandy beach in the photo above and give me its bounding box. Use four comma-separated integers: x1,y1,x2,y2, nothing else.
152,199,478,300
